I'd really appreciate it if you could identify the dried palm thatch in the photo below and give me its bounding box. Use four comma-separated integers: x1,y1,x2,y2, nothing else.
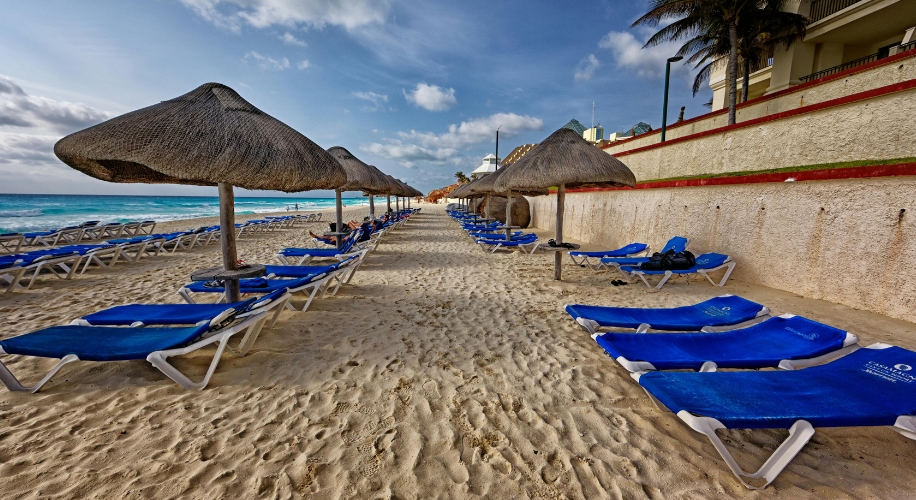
493,127,635,192
54,82,346,301
55,82,346,191
466,168,547,197
493,127,636,281
328,147,389,193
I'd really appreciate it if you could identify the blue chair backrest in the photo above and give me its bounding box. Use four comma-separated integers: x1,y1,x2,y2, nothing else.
661,236,689,253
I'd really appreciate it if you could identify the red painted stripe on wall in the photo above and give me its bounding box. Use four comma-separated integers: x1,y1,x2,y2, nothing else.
562,162,916,193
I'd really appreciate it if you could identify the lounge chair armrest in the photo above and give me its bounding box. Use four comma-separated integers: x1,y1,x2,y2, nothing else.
778,342,860,370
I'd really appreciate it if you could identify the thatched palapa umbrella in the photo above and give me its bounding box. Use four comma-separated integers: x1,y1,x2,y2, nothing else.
359,165,390,218
55,82,346,300
327,147,389,247
466,166,546,224
494,127,636,280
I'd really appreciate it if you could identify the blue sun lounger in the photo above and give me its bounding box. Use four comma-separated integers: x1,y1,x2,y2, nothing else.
600,236,690,274
595,314,859,373
635,344,916,489
0,249,84,291
275,232,361,265
569,243,650,270
178,266,347,313
76,288,291,332
476,234,540,254
622,253,736,291
0,303,276,392
565,295,769,334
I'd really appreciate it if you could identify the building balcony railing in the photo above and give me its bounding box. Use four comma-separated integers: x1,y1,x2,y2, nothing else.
799,42,916,83
808,0,864,23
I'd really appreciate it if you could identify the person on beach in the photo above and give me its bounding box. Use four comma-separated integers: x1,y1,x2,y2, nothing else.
295,203,299,211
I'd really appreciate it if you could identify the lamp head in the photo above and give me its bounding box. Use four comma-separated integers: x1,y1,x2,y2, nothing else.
667,56,684,63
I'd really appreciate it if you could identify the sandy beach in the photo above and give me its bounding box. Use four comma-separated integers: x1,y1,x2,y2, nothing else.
1,203,915,499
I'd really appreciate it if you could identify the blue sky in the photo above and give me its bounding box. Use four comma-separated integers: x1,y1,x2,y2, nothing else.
0,0,709,197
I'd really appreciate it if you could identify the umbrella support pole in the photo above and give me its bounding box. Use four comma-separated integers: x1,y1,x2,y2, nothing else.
369,196,375,219
505,190,513,240
555,183,565,280
335,189,344,250
387,194,391,215
218,182,241,302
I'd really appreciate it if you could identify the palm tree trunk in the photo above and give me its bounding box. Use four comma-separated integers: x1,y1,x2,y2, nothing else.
728,22,739,125
742,57,751,103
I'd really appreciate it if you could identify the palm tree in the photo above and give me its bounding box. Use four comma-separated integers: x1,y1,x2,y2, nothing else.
454,171,470,184
634,1,805,125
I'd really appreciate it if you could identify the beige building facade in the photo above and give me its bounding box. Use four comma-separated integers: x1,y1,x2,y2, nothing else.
710,0,916,109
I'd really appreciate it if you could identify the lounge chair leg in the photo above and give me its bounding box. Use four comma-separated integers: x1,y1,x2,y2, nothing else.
226,316,269,357
146,332,236,390
677,411,815,490
300,284,324,312
652,272,673,291
0,354,80,393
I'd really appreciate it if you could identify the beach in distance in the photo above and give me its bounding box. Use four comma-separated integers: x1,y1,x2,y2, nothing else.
1,203,915,499
0,193,375,234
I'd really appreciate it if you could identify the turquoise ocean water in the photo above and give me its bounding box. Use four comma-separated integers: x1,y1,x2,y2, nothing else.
0,194,375,233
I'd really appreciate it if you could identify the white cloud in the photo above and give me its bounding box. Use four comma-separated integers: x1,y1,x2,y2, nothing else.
403,82,456,111
297,60,311,69
598,29,685,79
280,32,307,46
362,112,542,165
0,75,112,133
180,0,390,32
574,54,600,81
353,91,389,112
243,51,290,70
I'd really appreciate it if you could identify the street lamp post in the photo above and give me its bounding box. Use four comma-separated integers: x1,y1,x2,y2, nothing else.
661,56,683,142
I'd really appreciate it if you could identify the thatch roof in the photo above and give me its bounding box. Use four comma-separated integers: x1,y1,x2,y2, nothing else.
328,147,389,193
54,83,346,192
383,175,411,197
494,127,636,191
466,167,547,197
451,179,479,198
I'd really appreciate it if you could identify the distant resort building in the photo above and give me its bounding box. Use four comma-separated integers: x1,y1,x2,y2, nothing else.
710,0,916,108
502,144,537,167
471,154,500,176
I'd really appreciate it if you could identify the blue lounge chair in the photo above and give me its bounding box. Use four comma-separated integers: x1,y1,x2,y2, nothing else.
635,344,916,489
595,314,859,373
565,295,769,334
178,266,347,313
622,253,736,291
266,253,363,286
0,304,277,392
476,234,540,254
569,242,650,270
275,234,361,265
76,288,290,332
0,249,84,290
600,236,690,274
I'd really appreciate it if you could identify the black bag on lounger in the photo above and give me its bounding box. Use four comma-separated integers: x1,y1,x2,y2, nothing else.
639,249,696,271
